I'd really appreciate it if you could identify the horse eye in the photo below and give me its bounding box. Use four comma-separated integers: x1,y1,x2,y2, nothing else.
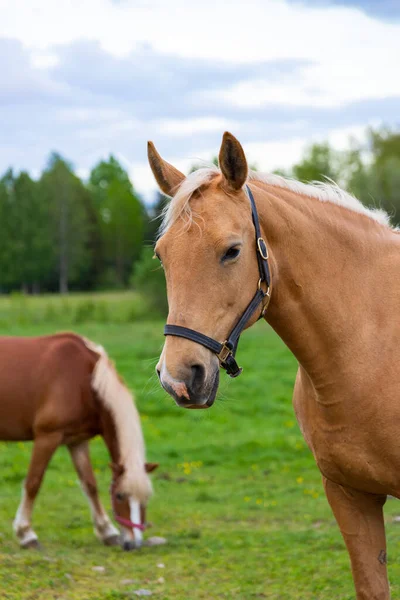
153,252,163,267
116,492,125,502
222,246,241,262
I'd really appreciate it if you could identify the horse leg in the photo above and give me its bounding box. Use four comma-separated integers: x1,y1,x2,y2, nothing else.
13,432,62,548
323,477,389,599
68,441,120,546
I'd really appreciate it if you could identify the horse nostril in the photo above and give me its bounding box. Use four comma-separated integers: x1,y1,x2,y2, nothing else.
156,366,161,380
191,364,205,391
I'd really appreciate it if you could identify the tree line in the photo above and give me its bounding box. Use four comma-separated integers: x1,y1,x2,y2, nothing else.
1,127,399,294
0,154,147,293
280,127,400,228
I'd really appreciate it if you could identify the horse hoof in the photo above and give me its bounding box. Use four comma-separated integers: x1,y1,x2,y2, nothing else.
22,539,41,550
103,534,120,547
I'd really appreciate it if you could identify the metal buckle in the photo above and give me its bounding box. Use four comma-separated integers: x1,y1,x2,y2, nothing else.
217,342,232,364
258,280,271,317
261,300,269,317
258,279,271,296
257,237,268,260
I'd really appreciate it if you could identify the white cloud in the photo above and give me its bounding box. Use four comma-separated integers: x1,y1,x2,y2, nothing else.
1,0,399,111
204,65,400,109
0,0,396,62
30,51,59,69
0,0,398,201
158,117,237,137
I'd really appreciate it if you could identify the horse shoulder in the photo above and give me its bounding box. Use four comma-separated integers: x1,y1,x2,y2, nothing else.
33,336,99,437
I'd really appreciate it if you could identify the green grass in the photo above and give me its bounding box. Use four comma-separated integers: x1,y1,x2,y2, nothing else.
0,291,150,327
0,319,399,599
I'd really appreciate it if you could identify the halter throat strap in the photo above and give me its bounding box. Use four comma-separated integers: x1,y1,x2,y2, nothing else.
163,185,271,378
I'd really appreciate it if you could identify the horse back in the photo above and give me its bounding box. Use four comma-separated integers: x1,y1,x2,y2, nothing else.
0,333,99,442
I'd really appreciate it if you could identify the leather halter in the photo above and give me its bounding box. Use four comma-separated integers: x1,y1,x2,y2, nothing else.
110,481,146,531
164,185,271,378
114,515,146,531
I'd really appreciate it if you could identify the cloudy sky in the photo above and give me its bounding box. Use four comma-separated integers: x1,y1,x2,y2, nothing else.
1,0,399,202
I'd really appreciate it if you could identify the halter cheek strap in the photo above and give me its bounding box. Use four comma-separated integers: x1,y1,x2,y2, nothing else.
164,185,271,378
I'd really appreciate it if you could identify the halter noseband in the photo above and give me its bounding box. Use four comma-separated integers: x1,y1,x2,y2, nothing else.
110,480,146,532
164,185,271,378
114,515,146,531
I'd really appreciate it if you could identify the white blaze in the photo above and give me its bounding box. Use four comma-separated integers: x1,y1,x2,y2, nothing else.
130,499,143,546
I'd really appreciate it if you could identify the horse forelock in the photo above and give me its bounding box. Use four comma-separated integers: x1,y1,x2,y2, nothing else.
159,166,219,236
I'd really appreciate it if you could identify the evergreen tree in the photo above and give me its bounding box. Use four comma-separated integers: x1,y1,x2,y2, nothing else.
39,153,93,293
89,156,145,287
0,170,52,291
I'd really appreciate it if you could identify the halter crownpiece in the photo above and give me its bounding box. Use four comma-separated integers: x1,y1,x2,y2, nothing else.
163,185,271,378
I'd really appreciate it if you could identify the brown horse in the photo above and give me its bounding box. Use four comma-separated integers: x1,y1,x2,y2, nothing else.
148,132,400,598
0,332,156,551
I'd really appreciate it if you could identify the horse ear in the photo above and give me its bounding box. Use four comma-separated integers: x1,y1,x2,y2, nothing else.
219,131,248,191
147,141,185,197
145,462,159,473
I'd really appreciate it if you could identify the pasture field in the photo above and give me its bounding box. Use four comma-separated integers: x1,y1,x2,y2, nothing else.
0,291,149,328
0,315,399,599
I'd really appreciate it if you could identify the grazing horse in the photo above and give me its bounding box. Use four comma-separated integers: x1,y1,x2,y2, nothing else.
148,132,400,598
0,332,156,550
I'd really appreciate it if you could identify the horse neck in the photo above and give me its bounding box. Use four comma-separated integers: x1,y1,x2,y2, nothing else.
100,405,121,465
255,182,390,383
97,388,150,504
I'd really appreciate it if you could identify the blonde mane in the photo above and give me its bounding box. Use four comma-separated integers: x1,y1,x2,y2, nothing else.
160,167,392,234
82,337,152,503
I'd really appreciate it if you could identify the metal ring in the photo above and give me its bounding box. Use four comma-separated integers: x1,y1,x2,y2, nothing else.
258,279,271,297
260,286,271,317
257,237,269,260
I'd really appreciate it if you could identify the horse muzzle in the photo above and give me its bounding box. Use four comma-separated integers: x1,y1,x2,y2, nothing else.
157,362,219,409
122,538,142,551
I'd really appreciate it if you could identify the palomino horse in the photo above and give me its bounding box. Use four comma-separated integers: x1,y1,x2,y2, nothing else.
0,332,157,550
148,132,400,598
